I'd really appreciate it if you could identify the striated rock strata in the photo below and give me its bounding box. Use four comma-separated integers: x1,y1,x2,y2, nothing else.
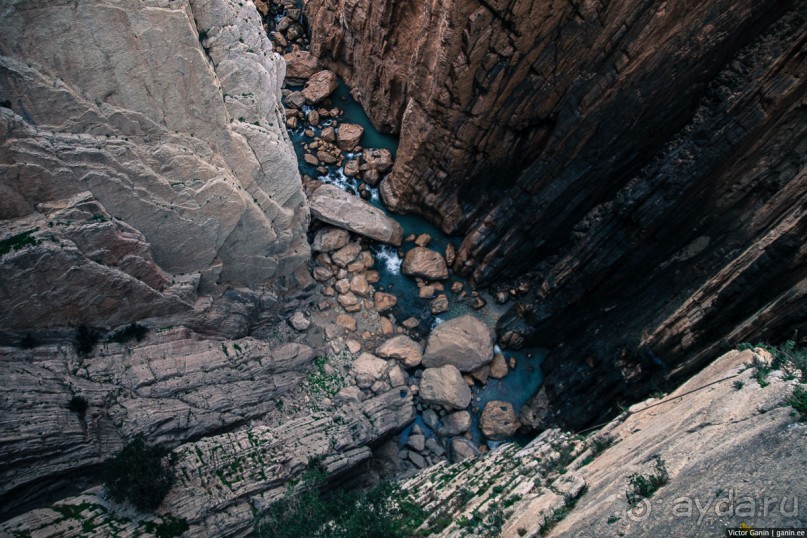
1,0,311,330
0,325,415,534
0,327,315,518
402,348,806,537
306,0,807,428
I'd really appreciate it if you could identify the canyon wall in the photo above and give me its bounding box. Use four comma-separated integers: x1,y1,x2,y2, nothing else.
305,0,807,428
401,348,807,537
0,0,311,332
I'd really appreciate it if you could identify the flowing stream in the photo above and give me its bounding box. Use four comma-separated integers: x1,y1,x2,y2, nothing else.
277,4,546,448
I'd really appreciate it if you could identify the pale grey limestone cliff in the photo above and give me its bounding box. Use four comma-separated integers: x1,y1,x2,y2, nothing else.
0,192,192,329
0,0,310,318
0,326,316,518
400,348,807,537
0,327,414,535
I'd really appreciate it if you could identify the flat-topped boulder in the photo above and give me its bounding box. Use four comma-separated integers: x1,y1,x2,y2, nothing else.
362,148,394,174
309,184,403,245
438,410,471,437
302,70,338,103
376,335,423,368
423,315,494,372
311,226,350,253
353,352,388,388
420,365,472,410
283,50,319,81
480,400,519,440
337,123,364,151
402,247,449,280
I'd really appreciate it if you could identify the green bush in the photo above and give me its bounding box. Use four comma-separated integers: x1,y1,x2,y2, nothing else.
0,230,39,256
590,433,614,456
74,325,99,356
102,435,175,511
108,323,149,344
255,465,425,538
141,514,189,538
68,395,88,415
19,333,37,349
787,385,807,421
739,341,807,383
626,457,669,506
773,341,807,382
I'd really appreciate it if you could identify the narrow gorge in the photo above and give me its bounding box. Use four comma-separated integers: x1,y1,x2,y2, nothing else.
0,0,804,537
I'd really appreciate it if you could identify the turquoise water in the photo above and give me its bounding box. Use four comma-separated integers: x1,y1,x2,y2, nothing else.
286,80,544,446
331,82,398,157
468,347,545,445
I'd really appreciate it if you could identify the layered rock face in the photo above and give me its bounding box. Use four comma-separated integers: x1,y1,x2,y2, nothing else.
0,325,415,532
306,0,807,428
0,0,310,331
401,348,806,537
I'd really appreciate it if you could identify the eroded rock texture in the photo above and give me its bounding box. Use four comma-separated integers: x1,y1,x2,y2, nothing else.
1,332,412,534
0,0,310,330
306,0,807,427
0,327,315,518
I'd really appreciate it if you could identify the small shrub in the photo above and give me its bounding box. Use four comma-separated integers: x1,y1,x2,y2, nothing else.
74,326,99,356
626,457,669,506
102,435,175,511
68,395,88,415
141,514,189,538
255,466,425,538
0,230,39,256
733,380,744,390
19,334,37,349
740,341,807,383
108,323,149,344
774,341,807,382
750,355,772,388
787,385,807,422
607,515,621,525
539,507,569,534
590,434,615,456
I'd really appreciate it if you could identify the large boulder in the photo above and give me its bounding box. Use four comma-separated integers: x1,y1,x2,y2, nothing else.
302,70,339,104
331,242,362,267
401,247,448,280
420,365,472,410
437,410,471,437
479,400,519,440
489,353,509,379
450,437,480,462
311,227,350,253
352,353,388,388
375,335,423,368
373,291,398,312
423,315,494,372
337,123,364,151
283,50,319,81
362,148,394,174
309,184,403,245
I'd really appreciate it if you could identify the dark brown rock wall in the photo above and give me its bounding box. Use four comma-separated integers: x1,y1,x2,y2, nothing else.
306,0,793,233
305,0,807,428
